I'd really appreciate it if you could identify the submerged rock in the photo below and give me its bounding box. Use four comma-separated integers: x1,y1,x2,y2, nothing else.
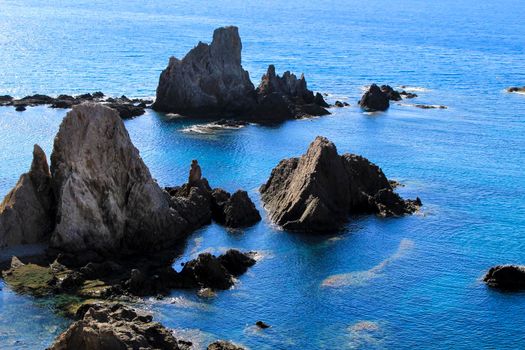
49,103,191,255
484,265,525,290
359,84,390,112
153,26,256,116
47,303,192,350
0,145,55,248
153,26,329,121
260,136,420,232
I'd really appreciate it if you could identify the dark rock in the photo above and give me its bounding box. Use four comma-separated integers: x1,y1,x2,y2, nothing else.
179,252,234,290
222,190,261,228
0,95,13,105
15,105,26,111
0,145,55,247
507,86,525,93
47,303,189,350
92,91,105,98
484,265,525,290
359,84,389,112
334,101,344,107
314,92,329,107
75,93,93,100
153,26,256,116
400,91,417,99
208,340,245,350
218,249,256,276
260,136,420,232
20,94,54,105
255,321,270,329
105,102,145,119
211,188,231,223
380,85,402,101
414,104,447,109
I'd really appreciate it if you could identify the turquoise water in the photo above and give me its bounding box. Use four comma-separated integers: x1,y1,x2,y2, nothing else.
1,0,525,349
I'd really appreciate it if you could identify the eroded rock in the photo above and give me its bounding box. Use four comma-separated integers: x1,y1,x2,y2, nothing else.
260,136,420,232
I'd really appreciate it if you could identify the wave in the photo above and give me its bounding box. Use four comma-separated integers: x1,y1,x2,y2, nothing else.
321,239,414,288
181,120,248,134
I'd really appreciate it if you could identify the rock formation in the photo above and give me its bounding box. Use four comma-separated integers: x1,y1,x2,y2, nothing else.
0,145,54,248
260,136,421,232
507,86,525,93
380,85,402,101
208,341,246,350
49,103,194,255
484,265,525,290
152,26,256,116
359,84,390,111
47,303,192,350
153,26,329,121
212,189,261,228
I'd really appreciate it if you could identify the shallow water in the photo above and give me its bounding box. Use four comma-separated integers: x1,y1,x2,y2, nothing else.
1,0,525,349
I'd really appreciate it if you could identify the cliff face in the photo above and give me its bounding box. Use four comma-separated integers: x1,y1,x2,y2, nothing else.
0,145,54,247
152,26,256,116
260,136,421,232
153,26,329,121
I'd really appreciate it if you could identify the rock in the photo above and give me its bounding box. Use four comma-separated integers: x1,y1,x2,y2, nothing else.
179,252,234,290
49,103,192,255
105,102,145,119
0,145,55,248
0,95,13,106
413,104,447,109
197,287,217,298
314,92,329,107
260,136,420,232
380,85,402,101
222,190,261,228
255,321,270,329
92,91,105,98
47,303,190,350
189,159,203,185
208,340,245,350
484,265,525,290
507,86,525,93
359,84,389,112
334,101,344,107
20,94,55,105
153,26,256,116
15,105,26,111
399,90,417,99
218,249,256,276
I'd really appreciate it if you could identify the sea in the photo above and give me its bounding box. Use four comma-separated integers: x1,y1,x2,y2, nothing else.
1,0,525,349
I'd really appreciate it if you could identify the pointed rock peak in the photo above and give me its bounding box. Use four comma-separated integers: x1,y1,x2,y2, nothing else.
266,64,276,77
305,136,339,159
29,144,50,181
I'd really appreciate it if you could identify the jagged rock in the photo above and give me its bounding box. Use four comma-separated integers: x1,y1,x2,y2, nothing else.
104,102,145,119
380,85,402,101
189,159,203,185
359,84,389,112
218,249,256,276
153,26,256,116
47,303,191,350
49,103,191,255
260,136,420,232
208,341,245,350
484,265,525,290
400,90,417,99
179,252,234,290
0,145,55,248
222,190,261,228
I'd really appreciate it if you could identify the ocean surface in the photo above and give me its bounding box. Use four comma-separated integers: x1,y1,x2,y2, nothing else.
1,0,525,349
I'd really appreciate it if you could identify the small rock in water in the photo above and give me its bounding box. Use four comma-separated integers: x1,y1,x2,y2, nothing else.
484,265,525,290
256,320,271,329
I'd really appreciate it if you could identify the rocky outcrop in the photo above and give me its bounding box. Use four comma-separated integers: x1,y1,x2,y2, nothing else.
359,84,390,111
152,26,256,116
260,136,421,232
484,265,525,290
507,86,525,93
0,92,150,118
0,145,55,248
212,189,261,228
49,103,192,255
380,85,402,101
47,303,192,350
208,341,246,350
153,26,329,121
254,65,330,120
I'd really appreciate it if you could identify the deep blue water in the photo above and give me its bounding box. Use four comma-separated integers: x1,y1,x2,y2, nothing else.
1,0,525,349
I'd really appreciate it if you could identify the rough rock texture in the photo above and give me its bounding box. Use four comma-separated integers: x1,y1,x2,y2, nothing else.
260,136,421,232
49,103,191,255
212,190,261,228
208,341,246,350
359,84,390,111
380,85,402,101
47,303,191,350
0,145,54,248
254,64,330,120
218,249,256,276
153,26,256,116
484,265,525,290
153,26,329,121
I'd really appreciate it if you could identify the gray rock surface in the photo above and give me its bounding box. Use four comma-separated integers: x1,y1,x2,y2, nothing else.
49,103,190,254
260,136,420,232
0,145,54,248
152,26,256,116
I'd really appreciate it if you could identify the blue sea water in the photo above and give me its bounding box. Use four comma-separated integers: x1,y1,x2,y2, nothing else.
1,0,525,349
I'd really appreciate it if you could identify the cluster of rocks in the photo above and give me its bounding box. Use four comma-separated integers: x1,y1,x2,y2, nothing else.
46,303,245,350
507,86,525,93
152,26,330,122
359,84,418,112
0,103,260,261
484,265,525,290
260,136,421,232
0,92,151,118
